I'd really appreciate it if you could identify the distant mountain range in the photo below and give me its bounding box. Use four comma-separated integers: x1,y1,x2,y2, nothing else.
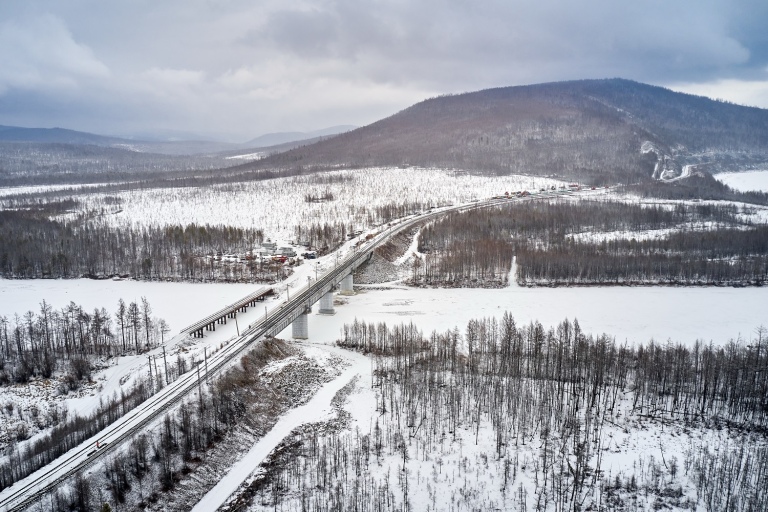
0,123,357,186
243,126,357,147
4,79,768,187
0,125,356,156
0,125,125,146
237,78,768,184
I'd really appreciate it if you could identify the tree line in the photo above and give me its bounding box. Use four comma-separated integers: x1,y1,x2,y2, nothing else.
516,227,768,285
0,141,228,188
237,317,768,511
415,198,768,286
29,338,305,511
0,201,269,281
0,298,167,386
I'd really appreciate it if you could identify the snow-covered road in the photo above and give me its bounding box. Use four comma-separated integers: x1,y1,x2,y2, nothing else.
191,344,370,512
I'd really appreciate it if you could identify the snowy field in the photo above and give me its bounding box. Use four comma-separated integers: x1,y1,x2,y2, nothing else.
68,168,565,239
714,169,768,192
567,221,750,244
0,183,116,198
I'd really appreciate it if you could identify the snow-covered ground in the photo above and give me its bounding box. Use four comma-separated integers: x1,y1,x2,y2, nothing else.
192,343,370,512
3,169,768,509
191,286,763,512
0,183,110,198
224,152,266,161
277,283,766,349
567,221,750,244
714,169,768,192
64,168,565,239
4,274,765,357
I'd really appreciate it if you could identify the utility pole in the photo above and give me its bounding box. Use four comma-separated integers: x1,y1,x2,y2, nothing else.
307,276,312,311
148,356,154,393
196,361,203,411
234,313,240,336
162,346,169,384
204,346,209,383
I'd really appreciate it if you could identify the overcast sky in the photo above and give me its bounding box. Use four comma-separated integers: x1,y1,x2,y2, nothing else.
2,0,768,141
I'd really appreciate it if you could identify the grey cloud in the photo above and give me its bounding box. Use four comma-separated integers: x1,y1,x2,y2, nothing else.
1,0,767,139
0,13,109,94
253,0,760,85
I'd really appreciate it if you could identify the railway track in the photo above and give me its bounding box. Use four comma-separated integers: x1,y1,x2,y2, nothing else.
0,190,575,511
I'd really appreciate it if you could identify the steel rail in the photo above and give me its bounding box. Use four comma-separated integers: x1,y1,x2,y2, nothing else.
0,190,573,511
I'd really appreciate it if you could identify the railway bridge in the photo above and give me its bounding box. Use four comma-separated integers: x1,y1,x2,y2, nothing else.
0,191,578,512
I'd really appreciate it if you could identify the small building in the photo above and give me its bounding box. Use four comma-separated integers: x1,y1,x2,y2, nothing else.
277,247,297,257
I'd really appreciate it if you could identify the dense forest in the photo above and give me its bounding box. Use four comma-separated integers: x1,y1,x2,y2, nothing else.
0,199,276,281
415,198,768,286
220,317,768,510
0,142,231,187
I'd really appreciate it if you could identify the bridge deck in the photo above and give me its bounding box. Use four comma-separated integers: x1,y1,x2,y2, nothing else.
182,287,274,337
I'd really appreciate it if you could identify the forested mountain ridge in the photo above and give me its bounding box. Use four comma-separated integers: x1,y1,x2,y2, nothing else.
0,125,127,146
0,124,356,157
0,126,355,186
242,78,768,184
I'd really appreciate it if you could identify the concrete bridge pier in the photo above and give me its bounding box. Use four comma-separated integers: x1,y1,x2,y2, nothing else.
340,274,354,295
318,291,335,315
292,306,310,339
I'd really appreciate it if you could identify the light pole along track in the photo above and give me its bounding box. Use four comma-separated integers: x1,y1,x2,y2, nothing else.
0,190,572,512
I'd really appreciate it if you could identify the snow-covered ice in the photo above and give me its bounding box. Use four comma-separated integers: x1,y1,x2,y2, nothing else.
0,279,259,337
714,169,768,192
277,283,768,348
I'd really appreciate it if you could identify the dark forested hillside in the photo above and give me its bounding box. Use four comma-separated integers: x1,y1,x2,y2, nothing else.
415,198,768,286
242,79,768,184
5,80,767,191
0,142,235,187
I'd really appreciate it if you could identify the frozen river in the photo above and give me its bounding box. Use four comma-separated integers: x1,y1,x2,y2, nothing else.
291,283,768,347
2,277,763,348
0,278,258,337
